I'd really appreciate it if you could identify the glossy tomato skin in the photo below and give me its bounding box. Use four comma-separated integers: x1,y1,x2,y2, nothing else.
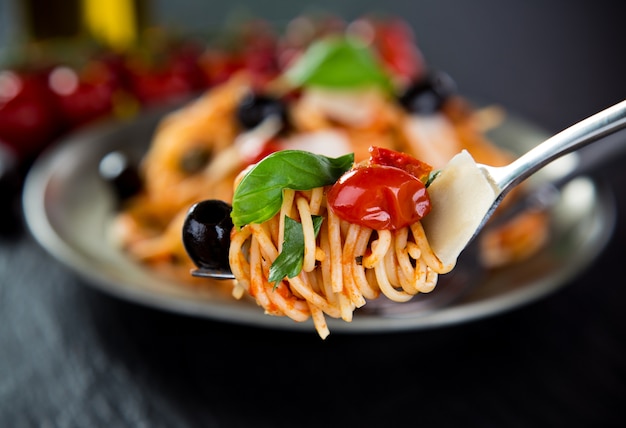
327,165,431,231
368,146,432,181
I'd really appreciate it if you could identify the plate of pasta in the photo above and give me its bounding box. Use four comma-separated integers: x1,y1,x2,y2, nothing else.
22,15,616,336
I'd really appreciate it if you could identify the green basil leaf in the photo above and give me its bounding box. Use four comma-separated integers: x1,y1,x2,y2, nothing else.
283,36,393,92
231,150,354,228
268,215,323,285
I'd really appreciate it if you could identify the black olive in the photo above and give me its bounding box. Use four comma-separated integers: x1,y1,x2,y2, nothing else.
99,150,143,201
182,199,233,273
179,146,212,174
236,91,288,130
397,70,457,115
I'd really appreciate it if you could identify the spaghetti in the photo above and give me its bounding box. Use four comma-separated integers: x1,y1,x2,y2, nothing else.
221,147,453,338
229,187,451,339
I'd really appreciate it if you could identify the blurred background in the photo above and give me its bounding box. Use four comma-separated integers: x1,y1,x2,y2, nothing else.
2,1,626,427
3,0,626,227
2,0,626,134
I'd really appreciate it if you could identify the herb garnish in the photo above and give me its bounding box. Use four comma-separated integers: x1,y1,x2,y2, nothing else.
231,150,354,228
283,36,393,92
268,215,323,285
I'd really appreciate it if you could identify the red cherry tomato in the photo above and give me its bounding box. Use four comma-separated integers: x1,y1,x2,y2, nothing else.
368,146,432,182
129,68,191,105
327,165,431,231
374,19,424,80
0,71,61,159
48,66,115,129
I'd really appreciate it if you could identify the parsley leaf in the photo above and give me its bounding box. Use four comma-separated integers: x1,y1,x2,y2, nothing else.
268,215,323,285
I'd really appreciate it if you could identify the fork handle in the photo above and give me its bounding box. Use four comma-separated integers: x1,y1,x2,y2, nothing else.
489,100,626,194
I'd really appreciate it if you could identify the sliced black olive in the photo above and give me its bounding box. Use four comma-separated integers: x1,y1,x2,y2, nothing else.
179,146,212,174
98,150,143,201
397,70,457,115
236,91,288,130
182,199,233,273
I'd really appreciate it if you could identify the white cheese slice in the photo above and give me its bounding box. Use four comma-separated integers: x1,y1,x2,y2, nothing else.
421,150,501,270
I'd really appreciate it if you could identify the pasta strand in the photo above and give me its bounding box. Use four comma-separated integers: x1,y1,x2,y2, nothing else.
228,189,451,338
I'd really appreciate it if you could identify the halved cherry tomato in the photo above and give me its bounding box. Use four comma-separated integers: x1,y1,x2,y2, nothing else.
368,146,432,182
327,164,431,231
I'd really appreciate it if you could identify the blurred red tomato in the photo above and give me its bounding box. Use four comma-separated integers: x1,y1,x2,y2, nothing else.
349,17,424,83
129,65,192,105
0,70,61,160
48,65,115,129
